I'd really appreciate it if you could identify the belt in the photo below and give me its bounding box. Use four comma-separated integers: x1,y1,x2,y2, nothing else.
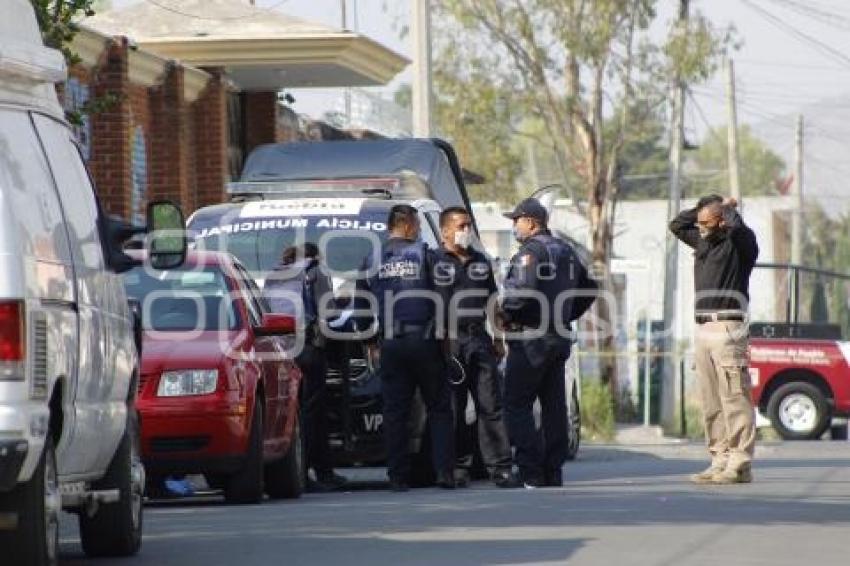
695,312,745,324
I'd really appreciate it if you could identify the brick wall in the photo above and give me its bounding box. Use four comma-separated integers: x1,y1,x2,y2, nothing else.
193,68,229,209
88,39,132,219
243,91,278,154
150,65,193,212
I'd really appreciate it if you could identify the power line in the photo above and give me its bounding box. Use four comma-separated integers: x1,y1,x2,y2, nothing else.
741,0,850,71
762,0,850,32
143,0,290,22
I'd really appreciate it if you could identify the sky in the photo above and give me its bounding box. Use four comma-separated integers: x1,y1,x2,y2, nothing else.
108,0,850,205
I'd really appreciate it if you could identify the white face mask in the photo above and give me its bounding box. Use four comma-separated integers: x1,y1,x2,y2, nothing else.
454,228,473,249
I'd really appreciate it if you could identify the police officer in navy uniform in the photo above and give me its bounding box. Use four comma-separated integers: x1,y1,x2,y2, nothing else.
359,204,455,491
500,198,596,488
434,207,520,489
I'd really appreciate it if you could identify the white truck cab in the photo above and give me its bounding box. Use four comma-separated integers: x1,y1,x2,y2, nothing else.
0,2,186,563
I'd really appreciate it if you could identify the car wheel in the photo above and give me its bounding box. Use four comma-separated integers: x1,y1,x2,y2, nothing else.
224,398,264,504
0,436,60,566
566,387,581,461
767,381,831,440
265,411,305,499
79,410,144,557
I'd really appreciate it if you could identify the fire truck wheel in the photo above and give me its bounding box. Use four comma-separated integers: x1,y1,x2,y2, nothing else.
767,381,831,440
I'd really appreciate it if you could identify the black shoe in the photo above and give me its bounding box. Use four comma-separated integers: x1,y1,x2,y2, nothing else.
453,469,470,488
544,469,563,487
520,475,544,489
492,470,523,489
435,471,456,489
316,471,348,490
389,478,410,492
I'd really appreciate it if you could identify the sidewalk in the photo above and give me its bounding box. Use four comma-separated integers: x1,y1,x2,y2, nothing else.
614,424,685,445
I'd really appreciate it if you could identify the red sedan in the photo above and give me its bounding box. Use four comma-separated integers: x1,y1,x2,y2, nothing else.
123,251,304,503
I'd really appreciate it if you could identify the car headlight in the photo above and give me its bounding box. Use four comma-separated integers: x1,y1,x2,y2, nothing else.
157,369,219,397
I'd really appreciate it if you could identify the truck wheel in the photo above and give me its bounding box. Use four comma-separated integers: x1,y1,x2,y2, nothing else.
265,412,305,499
566,386,581,461
767,382,831,440
79,410,144,557
0,436,60,566
224,398,264,504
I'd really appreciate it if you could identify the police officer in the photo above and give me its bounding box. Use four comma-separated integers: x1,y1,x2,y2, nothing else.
500,198,596,488
264,243,347,492
434,207,520,489
359,204,455,491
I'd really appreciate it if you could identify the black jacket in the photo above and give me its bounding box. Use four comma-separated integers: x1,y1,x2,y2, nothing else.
669,206,759,312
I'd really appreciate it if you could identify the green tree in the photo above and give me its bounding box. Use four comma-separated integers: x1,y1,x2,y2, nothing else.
688,124,786,197
435,0,730,389
31,0,119,125
30,0,98,66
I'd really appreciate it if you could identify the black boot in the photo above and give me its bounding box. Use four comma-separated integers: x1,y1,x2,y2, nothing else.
435,470,456,489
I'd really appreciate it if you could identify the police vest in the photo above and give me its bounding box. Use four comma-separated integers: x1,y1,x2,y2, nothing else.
526,233,579,332
370,240,434,324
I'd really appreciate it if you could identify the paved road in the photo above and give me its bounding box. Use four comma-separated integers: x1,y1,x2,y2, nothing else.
59,441,850,566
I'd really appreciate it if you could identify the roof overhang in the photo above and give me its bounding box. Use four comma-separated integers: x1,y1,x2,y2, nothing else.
71,27,212,101
135,34,409,90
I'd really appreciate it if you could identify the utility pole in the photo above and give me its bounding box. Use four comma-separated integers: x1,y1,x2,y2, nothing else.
341,0,351,127
411,0,432,137
791,114,804,265
725,58,742,206
661,0,689,428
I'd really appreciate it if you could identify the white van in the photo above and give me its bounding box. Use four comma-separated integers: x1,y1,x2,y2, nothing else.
0,1,185,564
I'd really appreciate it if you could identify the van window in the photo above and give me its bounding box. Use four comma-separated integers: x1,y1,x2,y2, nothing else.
32,115,104,271
0,110,72,266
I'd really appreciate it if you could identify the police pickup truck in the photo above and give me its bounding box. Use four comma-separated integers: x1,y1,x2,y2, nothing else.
187,139,581,480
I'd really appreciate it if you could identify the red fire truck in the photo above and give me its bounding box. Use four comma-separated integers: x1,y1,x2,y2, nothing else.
749,264,850,440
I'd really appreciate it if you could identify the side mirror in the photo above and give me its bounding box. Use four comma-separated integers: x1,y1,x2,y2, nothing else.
256,313,297,336
147,201,187,269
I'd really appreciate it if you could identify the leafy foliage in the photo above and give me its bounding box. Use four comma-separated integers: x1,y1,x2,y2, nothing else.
30,0,97,66
30,1,120,125
688,124,786,197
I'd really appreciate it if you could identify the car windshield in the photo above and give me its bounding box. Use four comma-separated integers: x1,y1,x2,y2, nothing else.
188,198,389,278
123,265,238,331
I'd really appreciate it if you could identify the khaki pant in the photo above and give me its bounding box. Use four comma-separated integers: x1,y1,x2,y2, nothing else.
694,320,756,470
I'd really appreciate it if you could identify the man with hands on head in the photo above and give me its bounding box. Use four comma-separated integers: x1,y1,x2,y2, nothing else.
669,195,759,485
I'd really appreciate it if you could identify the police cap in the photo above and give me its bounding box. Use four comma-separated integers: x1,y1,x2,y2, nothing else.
503,197,548,223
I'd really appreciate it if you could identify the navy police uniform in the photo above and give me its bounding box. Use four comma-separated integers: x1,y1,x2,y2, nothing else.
434,247,513,480
361,237,454,485
500,199,596,486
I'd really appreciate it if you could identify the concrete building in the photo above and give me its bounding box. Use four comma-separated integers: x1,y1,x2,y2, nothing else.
61,0,407,222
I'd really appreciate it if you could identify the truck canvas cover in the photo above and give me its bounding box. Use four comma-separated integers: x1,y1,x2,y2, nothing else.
238,138,472,211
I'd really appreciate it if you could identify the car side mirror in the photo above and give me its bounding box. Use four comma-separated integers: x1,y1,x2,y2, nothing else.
256,313,297,336
147,201,187,269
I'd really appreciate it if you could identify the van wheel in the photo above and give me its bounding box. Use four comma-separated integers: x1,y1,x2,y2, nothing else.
265,412,305,499
767,382,831,440
225,398,264,504
79,411,144,557
0,436,60,566
566,387,581,461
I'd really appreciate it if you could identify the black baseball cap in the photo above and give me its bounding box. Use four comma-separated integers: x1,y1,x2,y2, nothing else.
503,197,548,223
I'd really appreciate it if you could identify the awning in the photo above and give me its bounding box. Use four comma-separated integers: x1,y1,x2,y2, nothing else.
84,0,409,91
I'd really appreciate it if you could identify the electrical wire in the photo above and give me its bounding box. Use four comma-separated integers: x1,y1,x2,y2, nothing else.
762,0,850,32
741,0,850,71
144,0,290,22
